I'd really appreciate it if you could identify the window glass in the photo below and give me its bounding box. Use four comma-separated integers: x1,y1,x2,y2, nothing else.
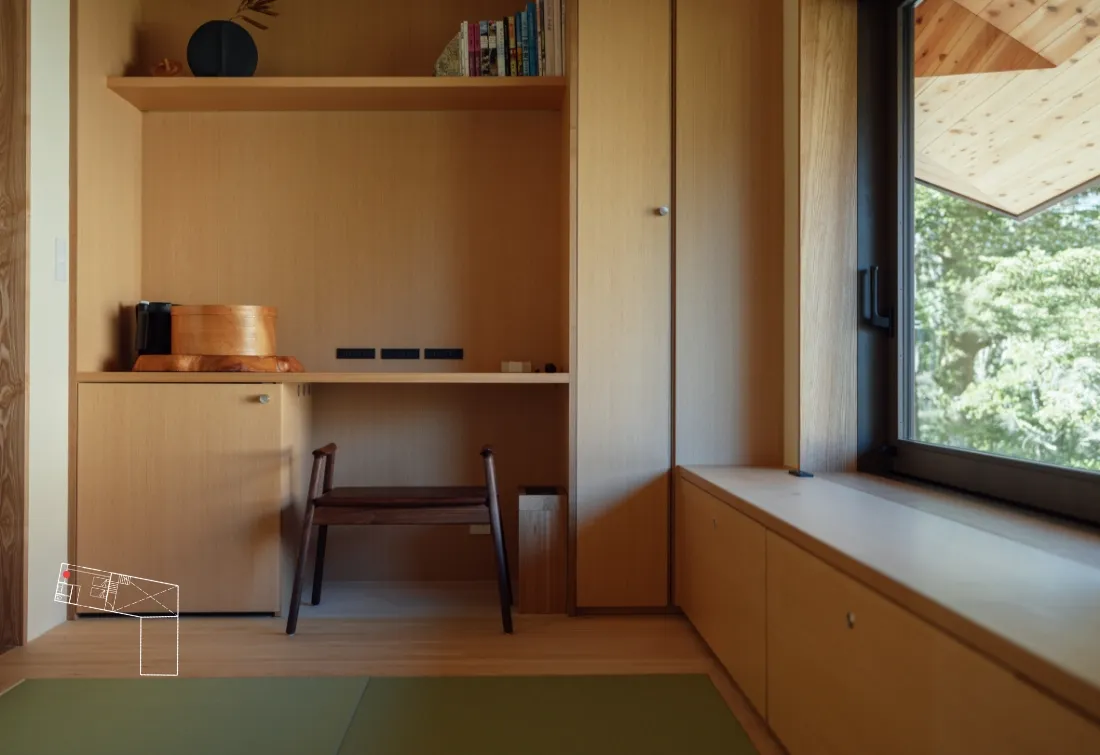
911,3,1100,473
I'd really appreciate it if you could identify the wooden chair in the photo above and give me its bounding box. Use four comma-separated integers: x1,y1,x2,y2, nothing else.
285,443,513,635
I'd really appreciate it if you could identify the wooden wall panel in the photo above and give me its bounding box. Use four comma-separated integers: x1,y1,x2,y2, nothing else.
784,0,859,474
675,0,784,467
140,112,564,373
576,0,671,608
564,0,578,612
137,0,535,77
0,0,27,650
73,0,143,371
307,384,567,582
77,383,284,613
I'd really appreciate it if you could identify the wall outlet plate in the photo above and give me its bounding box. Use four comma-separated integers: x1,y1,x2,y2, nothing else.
425,348,464,360
468,524,491,536
336,348,376,359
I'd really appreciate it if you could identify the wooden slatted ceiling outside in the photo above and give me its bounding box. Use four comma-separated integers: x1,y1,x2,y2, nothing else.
916,14,1100,217
957,0,1100,65
916,0,1053,76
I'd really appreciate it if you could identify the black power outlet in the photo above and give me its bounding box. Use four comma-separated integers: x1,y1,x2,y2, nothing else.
381,348,420,360
425,348,464,360
336,348,376,360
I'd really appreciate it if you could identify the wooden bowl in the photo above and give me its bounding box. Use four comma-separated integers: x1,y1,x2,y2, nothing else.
171,305,277,357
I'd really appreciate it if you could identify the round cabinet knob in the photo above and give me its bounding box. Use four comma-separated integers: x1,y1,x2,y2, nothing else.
656,206,671,216
846,611,856,629
258,394,271,405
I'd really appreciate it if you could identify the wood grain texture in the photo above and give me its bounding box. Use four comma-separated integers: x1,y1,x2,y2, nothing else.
108,77,567,112
564,0,579,615
140,111,563,373
576,0,672,608
674,0,784,467
307,384,567,582
77,384,285,613
675,480,767,716
517,490,567,614
767,533,1100,754
914,0,1053,77
132,354,305,373
77,372,569,384
170,305,277,357
782,0,801,470
136,0,541,77
73,0,143,371
795,0,859,473
680,466,1100,725
0,0,27,650
916,25,1100,217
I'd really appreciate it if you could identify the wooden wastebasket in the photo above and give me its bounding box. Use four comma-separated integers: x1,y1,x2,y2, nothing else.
517,486,567,614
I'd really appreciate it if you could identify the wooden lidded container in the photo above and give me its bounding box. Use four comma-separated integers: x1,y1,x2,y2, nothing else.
171,305,277,357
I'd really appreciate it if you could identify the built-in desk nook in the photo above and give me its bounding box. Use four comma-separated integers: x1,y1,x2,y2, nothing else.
72,1,576,616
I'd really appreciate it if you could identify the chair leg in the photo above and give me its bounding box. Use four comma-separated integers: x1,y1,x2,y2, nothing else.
487,493,513,635
311,525,328,606
286,502,315,636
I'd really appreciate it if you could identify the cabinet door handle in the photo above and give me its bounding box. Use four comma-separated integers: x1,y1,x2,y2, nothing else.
258,394,271,405
846,611,856,629
656,206,670,217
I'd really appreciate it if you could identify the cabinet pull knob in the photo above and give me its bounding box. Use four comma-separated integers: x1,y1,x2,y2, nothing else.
656,206,670,216
258,394,271,404
846,611,856,629
712,518,717,529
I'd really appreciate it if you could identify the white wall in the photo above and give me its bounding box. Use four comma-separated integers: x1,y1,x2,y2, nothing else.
27,0,71,641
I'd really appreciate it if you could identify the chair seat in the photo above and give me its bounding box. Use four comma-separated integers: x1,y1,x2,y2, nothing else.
315,486,488,508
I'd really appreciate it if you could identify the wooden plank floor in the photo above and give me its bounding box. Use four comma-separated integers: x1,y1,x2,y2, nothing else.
0,614,783,754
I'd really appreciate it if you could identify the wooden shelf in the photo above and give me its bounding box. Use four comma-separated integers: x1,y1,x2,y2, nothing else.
107,76,567,112
75,371,569,385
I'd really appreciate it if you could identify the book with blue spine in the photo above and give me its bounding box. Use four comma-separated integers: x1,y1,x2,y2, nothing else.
519,10,528,76
530,2,540,75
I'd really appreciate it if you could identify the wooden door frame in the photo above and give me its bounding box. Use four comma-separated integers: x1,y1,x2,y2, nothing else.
0,0,28,651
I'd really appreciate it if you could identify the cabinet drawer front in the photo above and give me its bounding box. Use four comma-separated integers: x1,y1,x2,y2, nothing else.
678,482,767,714
77,383,283,613
766,533,1100,755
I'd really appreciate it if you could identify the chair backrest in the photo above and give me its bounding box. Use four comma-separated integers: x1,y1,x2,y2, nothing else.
308,443,338,502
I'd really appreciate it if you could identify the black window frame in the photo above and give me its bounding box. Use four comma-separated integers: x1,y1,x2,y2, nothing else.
858,0,1100,527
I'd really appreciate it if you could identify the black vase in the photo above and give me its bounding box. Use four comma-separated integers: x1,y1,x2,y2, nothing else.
187,20,258,77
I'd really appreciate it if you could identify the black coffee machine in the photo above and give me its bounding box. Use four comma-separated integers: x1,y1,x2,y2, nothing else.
135,301,173,356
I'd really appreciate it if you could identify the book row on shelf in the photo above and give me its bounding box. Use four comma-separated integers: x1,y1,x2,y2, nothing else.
459,0,565,77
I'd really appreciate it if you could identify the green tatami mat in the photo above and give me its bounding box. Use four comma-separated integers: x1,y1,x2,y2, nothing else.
339,674,757,755
0,674,756,755
0,677,367,755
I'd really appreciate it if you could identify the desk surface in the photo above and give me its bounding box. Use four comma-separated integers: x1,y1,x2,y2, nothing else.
75,372,569,385
680,465,1100,724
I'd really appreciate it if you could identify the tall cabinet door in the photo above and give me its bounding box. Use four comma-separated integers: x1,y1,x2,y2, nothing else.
576,0,672,607
77,383,283,613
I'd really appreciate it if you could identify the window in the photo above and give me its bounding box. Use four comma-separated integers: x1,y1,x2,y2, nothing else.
872,0,1100,525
